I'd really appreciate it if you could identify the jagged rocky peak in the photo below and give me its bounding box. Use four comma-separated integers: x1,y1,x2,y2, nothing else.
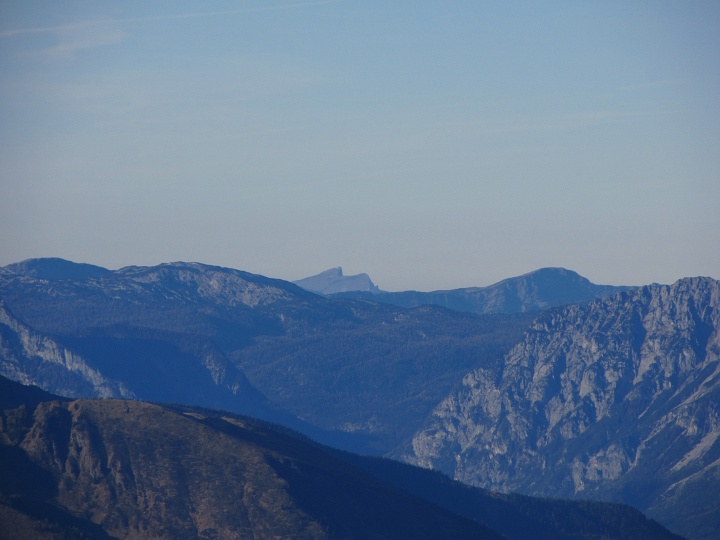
2,257,112,280
293,266,381,295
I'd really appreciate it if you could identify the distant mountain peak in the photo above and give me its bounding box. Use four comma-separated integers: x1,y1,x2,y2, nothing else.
293,267,381,295
2,257,111,280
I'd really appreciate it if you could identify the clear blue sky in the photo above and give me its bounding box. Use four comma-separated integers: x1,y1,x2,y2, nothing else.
1,1,718,291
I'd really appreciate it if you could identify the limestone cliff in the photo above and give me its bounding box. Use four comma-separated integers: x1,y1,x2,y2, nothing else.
408,277,720,540
0,301,132,399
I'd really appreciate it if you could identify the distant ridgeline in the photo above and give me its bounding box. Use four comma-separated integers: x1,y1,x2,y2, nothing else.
297,266,631,314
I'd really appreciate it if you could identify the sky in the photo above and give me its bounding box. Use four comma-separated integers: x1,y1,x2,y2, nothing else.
1,1,718,291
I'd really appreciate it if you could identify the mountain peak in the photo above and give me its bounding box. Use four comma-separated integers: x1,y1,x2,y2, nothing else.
293,267,381,295
2,258,111,280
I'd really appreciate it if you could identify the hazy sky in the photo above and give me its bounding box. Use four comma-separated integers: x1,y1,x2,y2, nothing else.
1,1,718,291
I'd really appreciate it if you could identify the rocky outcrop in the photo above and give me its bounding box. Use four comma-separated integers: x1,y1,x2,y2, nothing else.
407,277,720,540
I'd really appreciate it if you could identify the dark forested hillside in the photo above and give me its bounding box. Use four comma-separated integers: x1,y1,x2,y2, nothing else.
231,306,535,451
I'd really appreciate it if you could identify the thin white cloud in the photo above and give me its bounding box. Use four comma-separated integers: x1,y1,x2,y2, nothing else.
0,0,339,39
48,27,126,57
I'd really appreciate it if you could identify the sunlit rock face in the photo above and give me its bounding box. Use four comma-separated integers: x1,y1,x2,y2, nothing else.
408,277,720,540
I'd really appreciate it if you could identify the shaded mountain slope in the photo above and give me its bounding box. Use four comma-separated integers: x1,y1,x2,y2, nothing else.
230,306,536,451
335,453,683,540
0,382,500,540
330,267,630,314
407,277,720,540
0,298,273,419
0,370,68,410
0,377,683,540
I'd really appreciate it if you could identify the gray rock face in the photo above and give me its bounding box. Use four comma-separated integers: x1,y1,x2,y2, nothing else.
407,277,720,540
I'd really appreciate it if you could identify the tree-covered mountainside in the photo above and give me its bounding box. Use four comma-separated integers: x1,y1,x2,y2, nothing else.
0,376,683,540
407,277,720,540
0,258,534,454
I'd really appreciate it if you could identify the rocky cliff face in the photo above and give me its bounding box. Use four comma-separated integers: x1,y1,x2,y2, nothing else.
407,277,720,540
0,301,133,399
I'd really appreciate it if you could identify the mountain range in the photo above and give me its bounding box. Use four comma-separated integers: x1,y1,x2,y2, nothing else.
0,375,682,539
1,257,718,538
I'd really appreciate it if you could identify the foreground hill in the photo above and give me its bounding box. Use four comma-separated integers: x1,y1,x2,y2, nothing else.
407,277,720,540
0,258,534,454
329,267,630,314
0,377,682,540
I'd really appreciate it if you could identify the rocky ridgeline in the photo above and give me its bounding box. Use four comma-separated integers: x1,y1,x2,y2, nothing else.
407,277,720,539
